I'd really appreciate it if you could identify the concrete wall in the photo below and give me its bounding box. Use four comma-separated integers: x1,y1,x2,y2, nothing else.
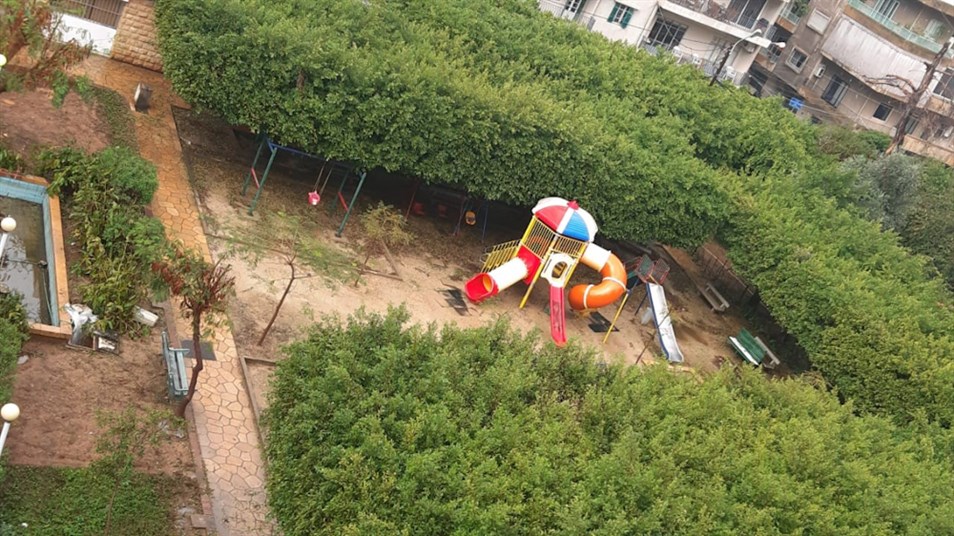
111,0,162,72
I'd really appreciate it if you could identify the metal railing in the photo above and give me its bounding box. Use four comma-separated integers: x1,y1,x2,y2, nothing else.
665,0,763,30
538,0,567,17
847,0,948,53
54,0,125,29
643,43,749,85
779,4,802,24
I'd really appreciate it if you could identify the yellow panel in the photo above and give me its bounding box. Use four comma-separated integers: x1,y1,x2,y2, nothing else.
480,239,521,272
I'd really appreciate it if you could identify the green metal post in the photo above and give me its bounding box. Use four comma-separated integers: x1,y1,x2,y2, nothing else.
247,145,277,215
241,136,268,196
336,171,367,237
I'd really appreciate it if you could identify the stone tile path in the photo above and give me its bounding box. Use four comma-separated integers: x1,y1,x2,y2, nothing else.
81,57,272,535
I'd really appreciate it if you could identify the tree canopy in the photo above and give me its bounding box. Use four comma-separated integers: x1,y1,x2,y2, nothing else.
267,309,954,535
156,0,954,425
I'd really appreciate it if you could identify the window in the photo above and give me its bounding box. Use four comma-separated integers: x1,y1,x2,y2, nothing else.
934,70,954,100
903,116,920,135
564,0,585,14
873,103,893,120
807,9,831,33
786,48,808,71
646,18,688,49
608,2,634,28
822,76,849,106
873,0,899,19
924,19,945,39
53,0,126,29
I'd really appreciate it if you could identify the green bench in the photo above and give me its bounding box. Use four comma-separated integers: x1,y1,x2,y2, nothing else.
161,330,190,399
729,329,763,365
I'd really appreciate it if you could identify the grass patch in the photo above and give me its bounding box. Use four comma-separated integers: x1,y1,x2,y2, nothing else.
91,86,138,152
0,465,183,535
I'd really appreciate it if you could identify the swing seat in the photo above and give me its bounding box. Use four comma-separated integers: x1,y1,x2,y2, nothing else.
308,191,321,205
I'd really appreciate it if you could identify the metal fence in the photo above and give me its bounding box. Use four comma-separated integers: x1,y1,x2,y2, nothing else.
54,0,125,29
693,245,758,306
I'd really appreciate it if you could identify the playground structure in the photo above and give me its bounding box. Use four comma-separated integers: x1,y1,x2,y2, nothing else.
464,198,628,345
240,134,366,237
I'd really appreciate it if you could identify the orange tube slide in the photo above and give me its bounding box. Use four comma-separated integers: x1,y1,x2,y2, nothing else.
568,247,627,311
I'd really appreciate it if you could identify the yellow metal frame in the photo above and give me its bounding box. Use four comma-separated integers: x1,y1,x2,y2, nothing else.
517,218,587,309
480,239,520,272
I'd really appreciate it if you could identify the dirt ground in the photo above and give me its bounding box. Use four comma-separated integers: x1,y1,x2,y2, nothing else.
0,90,110,157
173,110,759,414
7,332,193,472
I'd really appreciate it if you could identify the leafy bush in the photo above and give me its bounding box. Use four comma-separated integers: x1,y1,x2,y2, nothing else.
35,146,90,197
0,292,28,402
92,147,158,205
267,310,954,535
39,147,167,333
0,146,24,172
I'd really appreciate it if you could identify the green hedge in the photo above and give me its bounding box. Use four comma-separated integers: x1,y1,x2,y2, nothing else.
266,310,954,535
156,0,954,424
0,294,29,403
155,0,728,248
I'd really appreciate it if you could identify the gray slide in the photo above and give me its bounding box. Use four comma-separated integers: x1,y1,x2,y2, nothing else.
646,282,685,364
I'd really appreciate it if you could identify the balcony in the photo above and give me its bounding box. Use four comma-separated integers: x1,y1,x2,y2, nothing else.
778,3,802,24
664,0,767,30
821,17,928,99
846,0,951,54
901,134,954,166
643,43,749,85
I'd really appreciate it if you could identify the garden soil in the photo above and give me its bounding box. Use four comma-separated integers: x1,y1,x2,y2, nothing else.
0,90,109,158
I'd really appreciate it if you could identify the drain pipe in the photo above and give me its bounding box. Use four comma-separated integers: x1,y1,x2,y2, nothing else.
0,216,16,262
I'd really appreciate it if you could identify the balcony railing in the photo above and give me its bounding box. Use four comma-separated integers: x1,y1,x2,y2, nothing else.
538,0,568,17
643,43,749,85
847,0,949,53
665,0,765,30
779,4,802,24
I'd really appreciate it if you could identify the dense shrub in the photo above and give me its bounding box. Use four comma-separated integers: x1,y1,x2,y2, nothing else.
0,292,28,400
267,310,954,535
38,147,167,333
155,0,728,248
92,146,157,205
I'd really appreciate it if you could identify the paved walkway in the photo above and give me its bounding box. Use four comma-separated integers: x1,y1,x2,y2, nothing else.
82,57,271,535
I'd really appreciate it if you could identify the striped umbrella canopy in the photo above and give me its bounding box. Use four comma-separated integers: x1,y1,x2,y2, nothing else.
532,197,599,241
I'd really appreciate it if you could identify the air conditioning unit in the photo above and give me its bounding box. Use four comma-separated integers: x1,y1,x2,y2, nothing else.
724,67,737,81
813,65,826,78
944,125,953,138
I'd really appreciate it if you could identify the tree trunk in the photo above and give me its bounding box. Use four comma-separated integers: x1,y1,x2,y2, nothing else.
258,261,295,346
175,314,204,418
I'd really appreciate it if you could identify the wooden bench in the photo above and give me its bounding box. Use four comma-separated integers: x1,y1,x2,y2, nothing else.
700,283,730,312
728,328,764,366
161,330,190,400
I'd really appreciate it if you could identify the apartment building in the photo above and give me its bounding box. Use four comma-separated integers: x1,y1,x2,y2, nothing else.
750,0,954,164
539,0,790,85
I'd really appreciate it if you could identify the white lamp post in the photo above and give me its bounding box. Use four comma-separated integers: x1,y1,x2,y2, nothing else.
0,402,20,457
0,216,16,262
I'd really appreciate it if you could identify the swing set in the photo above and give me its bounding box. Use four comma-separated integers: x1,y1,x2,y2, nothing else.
240,135,368,237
